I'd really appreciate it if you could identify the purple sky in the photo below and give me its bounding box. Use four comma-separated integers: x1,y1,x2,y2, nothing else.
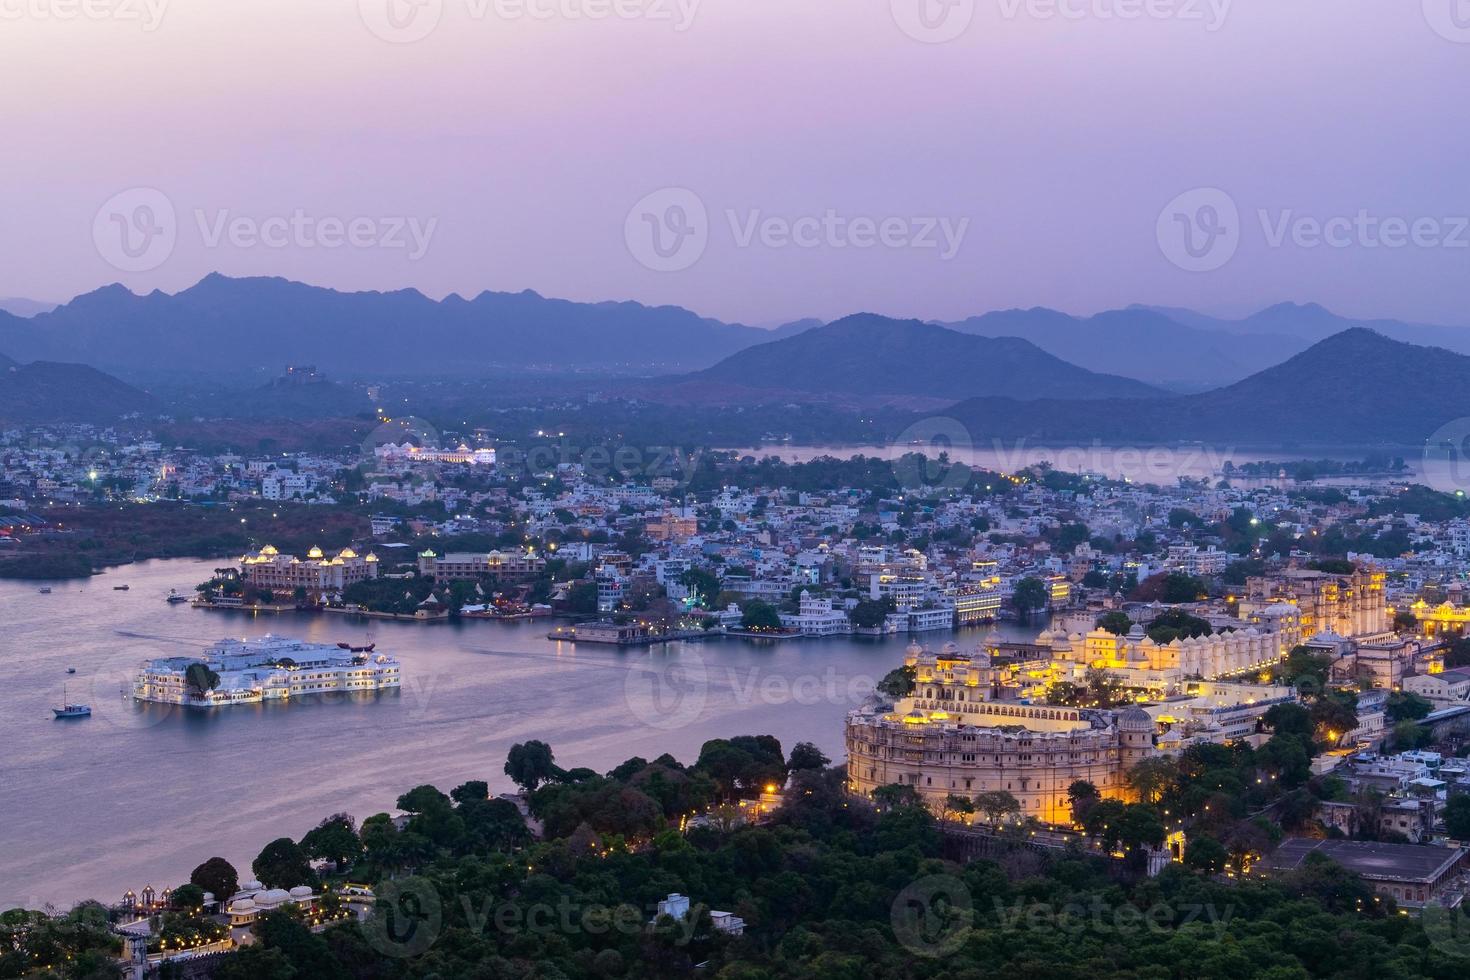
2,0,1467,326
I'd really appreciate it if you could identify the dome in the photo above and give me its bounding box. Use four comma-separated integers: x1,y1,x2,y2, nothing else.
1126,624,1146,640
230,898,256,912
289,885,313,898
259,545,278,556
307,546,324,559
261,888,291,905
1117,706,1154,730
242,880,263,891
906,640,923,657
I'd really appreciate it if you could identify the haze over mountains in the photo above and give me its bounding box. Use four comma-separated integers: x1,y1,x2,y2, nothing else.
943,329,1470,446
677,315,1164,407
3,274,1465,390
3,273,1470,446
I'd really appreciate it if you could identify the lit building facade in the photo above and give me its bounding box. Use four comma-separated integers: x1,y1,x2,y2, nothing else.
240,545,378,594
845,642,1156,824
417,549,547,583
133,635,401,706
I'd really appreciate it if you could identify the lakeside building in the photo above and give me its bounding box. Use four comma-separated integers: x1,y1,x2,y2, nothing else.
1243,567,1388,638
239,545,379,595
846,641,1157,823
375,442,496,466
1261,839,1465,909
133,636,401,706
782,591,851,636
1034,621,1288,693
417,549,547,583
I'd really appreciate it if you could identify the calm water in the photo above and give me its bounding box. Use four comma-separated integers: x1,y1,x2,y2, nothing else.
0,558,1036,910
731,444,1442,488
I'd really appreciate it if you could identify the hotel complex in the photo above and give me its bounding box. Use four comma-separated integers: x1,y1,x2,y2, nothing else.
239,545,380,595
133,636,401,706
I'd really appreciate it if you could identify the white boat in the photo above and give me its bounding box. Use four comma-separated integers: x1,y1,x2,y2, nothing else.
166,589,189,604
53,684,91,719
38,587,51,594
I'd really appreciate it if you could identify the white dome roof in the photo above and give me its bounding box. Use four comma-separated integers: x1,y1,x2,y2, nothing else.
230,898,256,912
242,880,263,891
260,888,291,904
289,885,312,898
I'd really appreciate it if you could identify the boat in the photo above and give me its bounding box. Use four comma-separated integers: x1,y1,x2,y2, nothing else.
38,587,51,594
66,667,76,674
53,684,91,719
166,589,189,604
113,585,130,591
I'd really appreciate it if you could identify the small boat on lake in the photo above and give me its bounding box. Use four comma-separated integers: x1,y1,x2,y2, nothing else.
166,589,189,604
38,587,51,594
53,684,91,719
113,585,130,591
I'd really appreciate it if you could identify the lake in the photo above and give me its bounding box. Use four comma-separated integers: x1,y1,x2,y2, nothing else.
0,558,1037,909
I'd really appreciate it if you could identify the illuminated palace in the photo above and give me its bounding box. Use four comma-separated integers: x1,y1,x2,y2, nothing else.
846,641,1157,824
1240,566,1388,639
1030,621,1289,697
239,545,379,595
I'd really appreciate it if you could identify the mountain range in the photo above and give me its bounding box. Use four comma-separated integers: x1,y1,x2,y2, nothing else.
0,274,776,380
4,274,1465,390
668,314,1164,407
0,354,156,423
940,328,1470,446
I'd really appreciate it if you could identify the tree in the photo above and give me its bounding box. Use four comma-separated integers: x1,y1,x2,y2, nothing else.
974,790,1022,829
1010,577,1048,622
505,741,558,792
252,837,314,889
1445,795,1470,840
1066,780,1101,823
1184,835,1228,874
877,664,916,699
740,600,783,631
1263,702,1314,740
300,813,361,867
871,783,921,810
1126,757,1178,804
849,596,895,629
1386,690,1432,723
786,742,830,772
450,780,489,805
184,661,221,698
1095,611,1132,636
169,883,205,911
1145,608,1213,643
189,856,238,901
939,794,976,826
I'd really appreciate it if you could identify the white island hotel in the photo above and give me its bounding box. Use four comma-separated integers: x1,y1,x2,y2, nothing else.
133,635,401,706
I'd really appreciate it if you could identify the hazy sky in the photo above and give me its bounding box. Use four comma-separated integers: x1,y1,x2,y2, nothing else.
2,0,1467,326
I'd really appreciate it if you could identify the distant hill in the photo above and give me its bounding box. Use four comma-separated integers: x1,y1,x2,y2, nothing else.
0,274,787,379
0,355,156,423
682,314,1165,406
943,329,1470,446
0,298,56,318
941,306,1307,389
1129,301,1470,354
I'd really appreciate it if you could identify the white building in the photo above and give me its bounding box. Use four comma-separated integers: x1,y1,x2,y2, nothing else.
783,591,851,636
134,636,401,706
